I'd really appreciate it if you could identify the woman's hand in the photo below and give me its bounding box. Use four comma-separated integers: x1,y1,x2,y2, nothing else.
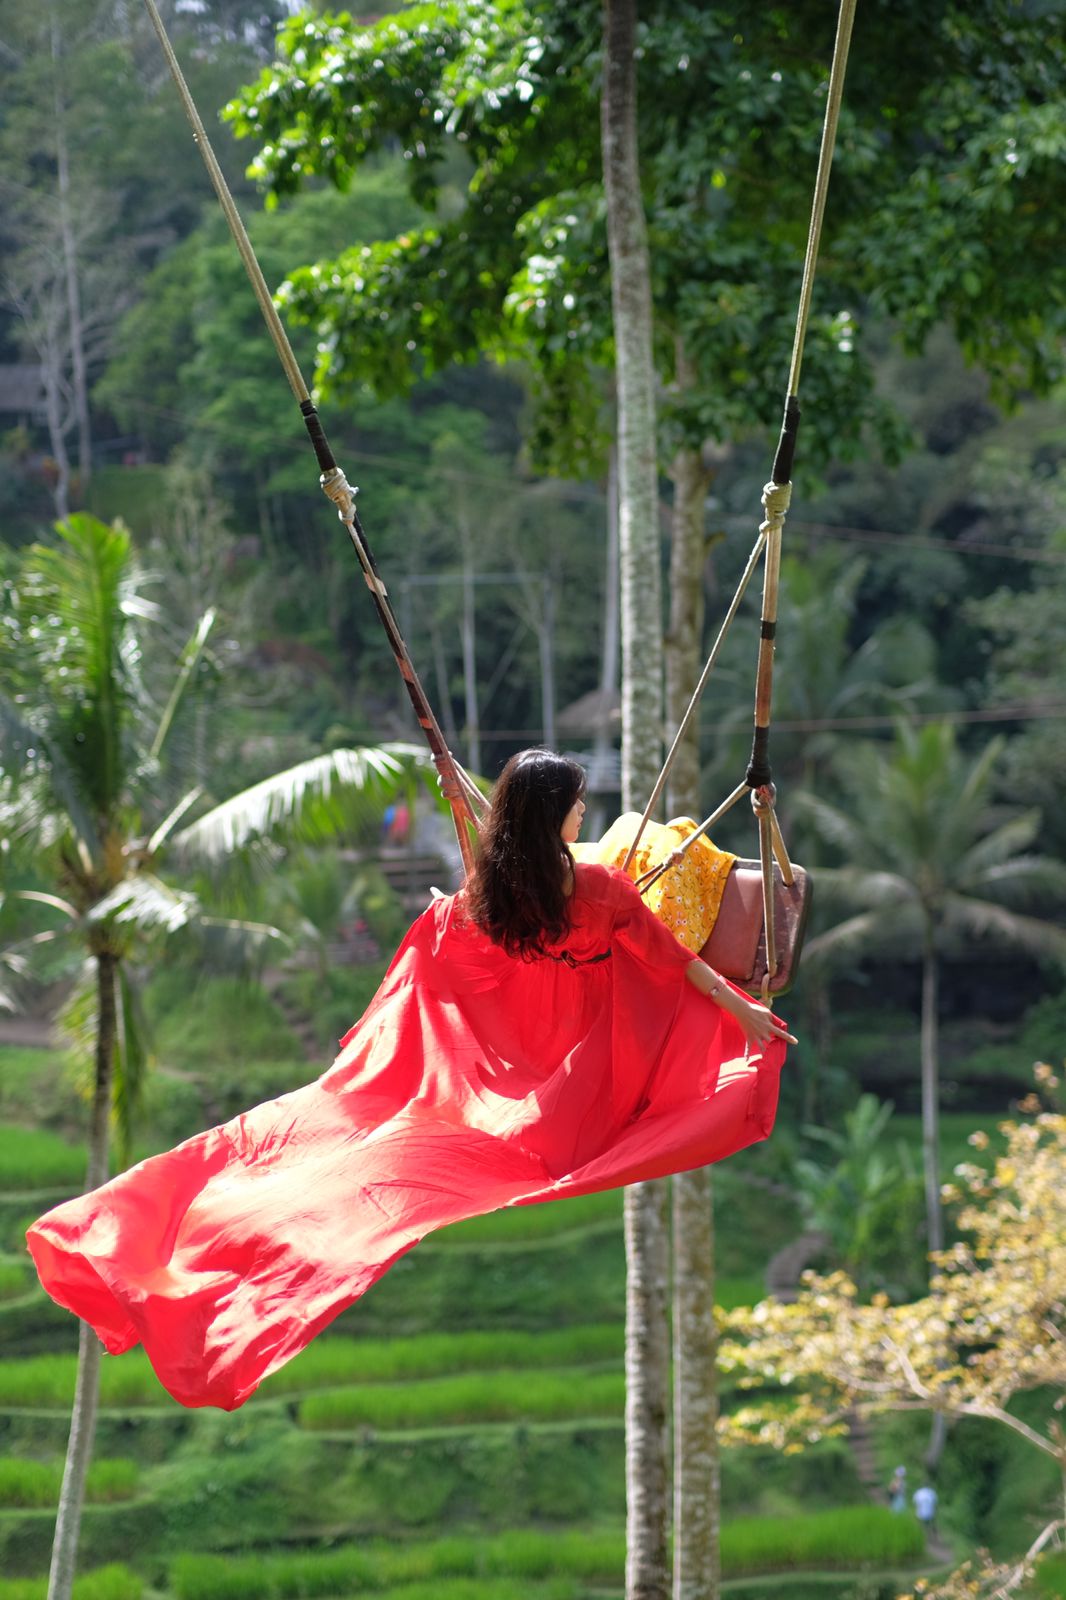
728,992,797,1048
685,959,797,1046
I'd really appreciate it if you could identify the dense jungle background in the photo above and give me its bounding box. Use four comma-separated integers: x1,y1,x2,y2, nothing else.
2,1,1066,1598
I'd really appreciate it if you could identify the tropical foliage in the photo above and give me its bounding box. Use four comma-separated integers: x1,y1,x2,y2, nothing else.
1,2,1066,1598
721,1081,1066,1595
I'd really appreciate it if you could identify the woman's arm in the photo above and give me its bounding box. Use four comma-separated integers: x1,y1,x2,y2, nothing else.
685,959,797,1047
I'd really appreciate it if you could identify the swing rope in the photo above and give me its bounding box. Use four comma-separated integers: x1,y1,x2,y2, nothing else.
622,0,859,984
142,0,856,922
139,0,485,869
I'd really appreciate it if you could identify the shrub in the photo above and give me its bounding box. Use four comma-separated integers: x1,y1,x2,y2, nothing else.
0,1048,83,1133
0,1328,622,1410
5,1214,43,1255
1036,1553,1066,1596
171,1557,579,1600
437,1189,620,1245
0,1286,76,1361
0,1198,67,1255
146,975,301,1070
261,1323,622,1395
86,1459,139,1503
169,1528,619,1599
0,1351,166,1409
298,1367,625,1431
0,1458,56,1508
348,863,409,954
720,1506,924,1574
0,1457,137,1508
336,1219,627,1335
168,1510,922,1600
279,964,390,1052
0,1126,86,1189
0,1262,27,1302
0,1566,141,1600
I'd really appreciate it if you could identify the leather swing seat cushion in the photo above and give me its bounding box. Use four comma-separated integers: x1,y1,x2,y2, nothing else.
700,860,812,997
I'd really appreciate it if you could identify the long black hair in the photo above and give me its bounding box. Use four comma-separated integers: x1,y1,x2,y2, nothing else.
465,748,587,957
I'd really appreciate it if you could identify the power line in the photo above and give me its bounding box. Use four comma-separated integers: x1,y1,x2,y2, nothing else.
95,386,1064,568
768,701,1066,733
441,703,1066,741
781,518,1066,568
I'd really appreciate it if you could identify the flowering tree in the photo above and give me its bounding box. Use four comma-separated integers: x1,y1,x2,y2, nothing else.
719,1069,1066,1598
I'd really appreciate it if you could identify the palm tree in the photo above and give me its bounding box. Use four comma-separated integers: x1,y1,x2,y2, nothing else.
799,719,1066,1263
0,513,426,1600
794,1093,921,1294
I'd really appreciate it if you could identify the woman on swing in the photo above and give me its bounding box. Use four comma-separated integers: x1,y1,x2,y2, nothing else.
28,749,794,1412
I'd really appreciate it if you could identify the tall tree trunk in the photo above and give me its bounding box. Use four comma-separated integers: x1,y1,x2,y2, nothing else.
48,950,117,1600
41,335,72,520
665,354,719,1600
601,3,668,1596
51,7,92,494
624,1176,670,1600
920,922,948,1468
539,579,556,749
602,0,662,814
672,1174,719,1600
590,445,621,840
920,926,943,1259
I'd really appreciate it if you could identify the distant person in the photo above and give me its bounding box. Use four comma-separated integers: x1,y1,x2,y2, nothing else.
913,1483,938,1529
889,1465,907,1512
388,798,411,845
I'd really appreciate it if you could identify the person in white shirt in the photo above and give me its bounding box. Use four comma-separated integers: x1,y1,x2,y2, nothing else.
913,1484,938,1527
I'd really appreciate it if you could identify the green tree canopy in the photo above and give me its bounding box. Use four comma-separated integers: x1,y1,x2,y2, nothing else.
226,0,1066,474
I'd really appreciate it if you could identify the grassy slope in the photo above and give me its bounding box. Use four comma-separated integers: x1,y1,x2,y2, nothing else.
0,1013,986,1594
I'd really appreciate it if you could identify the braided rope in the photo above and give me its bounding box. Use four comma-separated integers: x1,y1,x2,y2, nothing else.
632,0,858,900
140,0,482,873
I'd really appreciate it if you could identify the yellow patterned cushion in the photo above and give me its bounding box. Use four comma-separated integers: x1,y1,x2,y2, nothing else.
574,814,737,954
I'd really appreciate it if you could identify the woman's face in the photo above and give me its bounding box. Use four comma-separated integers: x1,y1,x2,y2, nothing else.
560,793,586,844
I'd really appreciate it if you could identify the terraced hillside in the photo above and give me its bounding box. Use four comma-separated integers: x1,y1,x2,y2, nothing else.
0,1030,930,1600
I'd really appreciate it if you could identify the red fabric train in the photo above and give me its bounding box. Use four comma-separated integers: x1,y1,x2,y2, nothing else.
27,864,785,1410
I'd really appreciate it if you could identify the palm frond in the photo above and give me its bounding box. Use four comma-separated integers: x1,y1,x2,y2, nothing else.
0,944,29,1013
88,873,199,934
802,910,891,964
15,889,79,921
184,915,288,974
145,787,204,857
0,696,101,857
172,743,426,864
971,854,1066,904
24,517,145,816
956,734,1005,812
941,894,1066,969
0,925,76,995
792,790,871,859
148,608,216,763
811,866,915,909
961,811,1041,876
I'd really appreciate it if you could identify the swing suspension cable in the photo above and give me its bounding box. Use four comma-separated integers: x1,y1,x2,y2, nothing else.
142,0,855,904
622,0,859,984
138,0,487,869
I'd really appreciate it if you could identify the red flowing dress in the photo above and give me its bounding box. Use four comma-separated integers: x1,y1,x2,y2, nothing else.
27,864,784,1411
